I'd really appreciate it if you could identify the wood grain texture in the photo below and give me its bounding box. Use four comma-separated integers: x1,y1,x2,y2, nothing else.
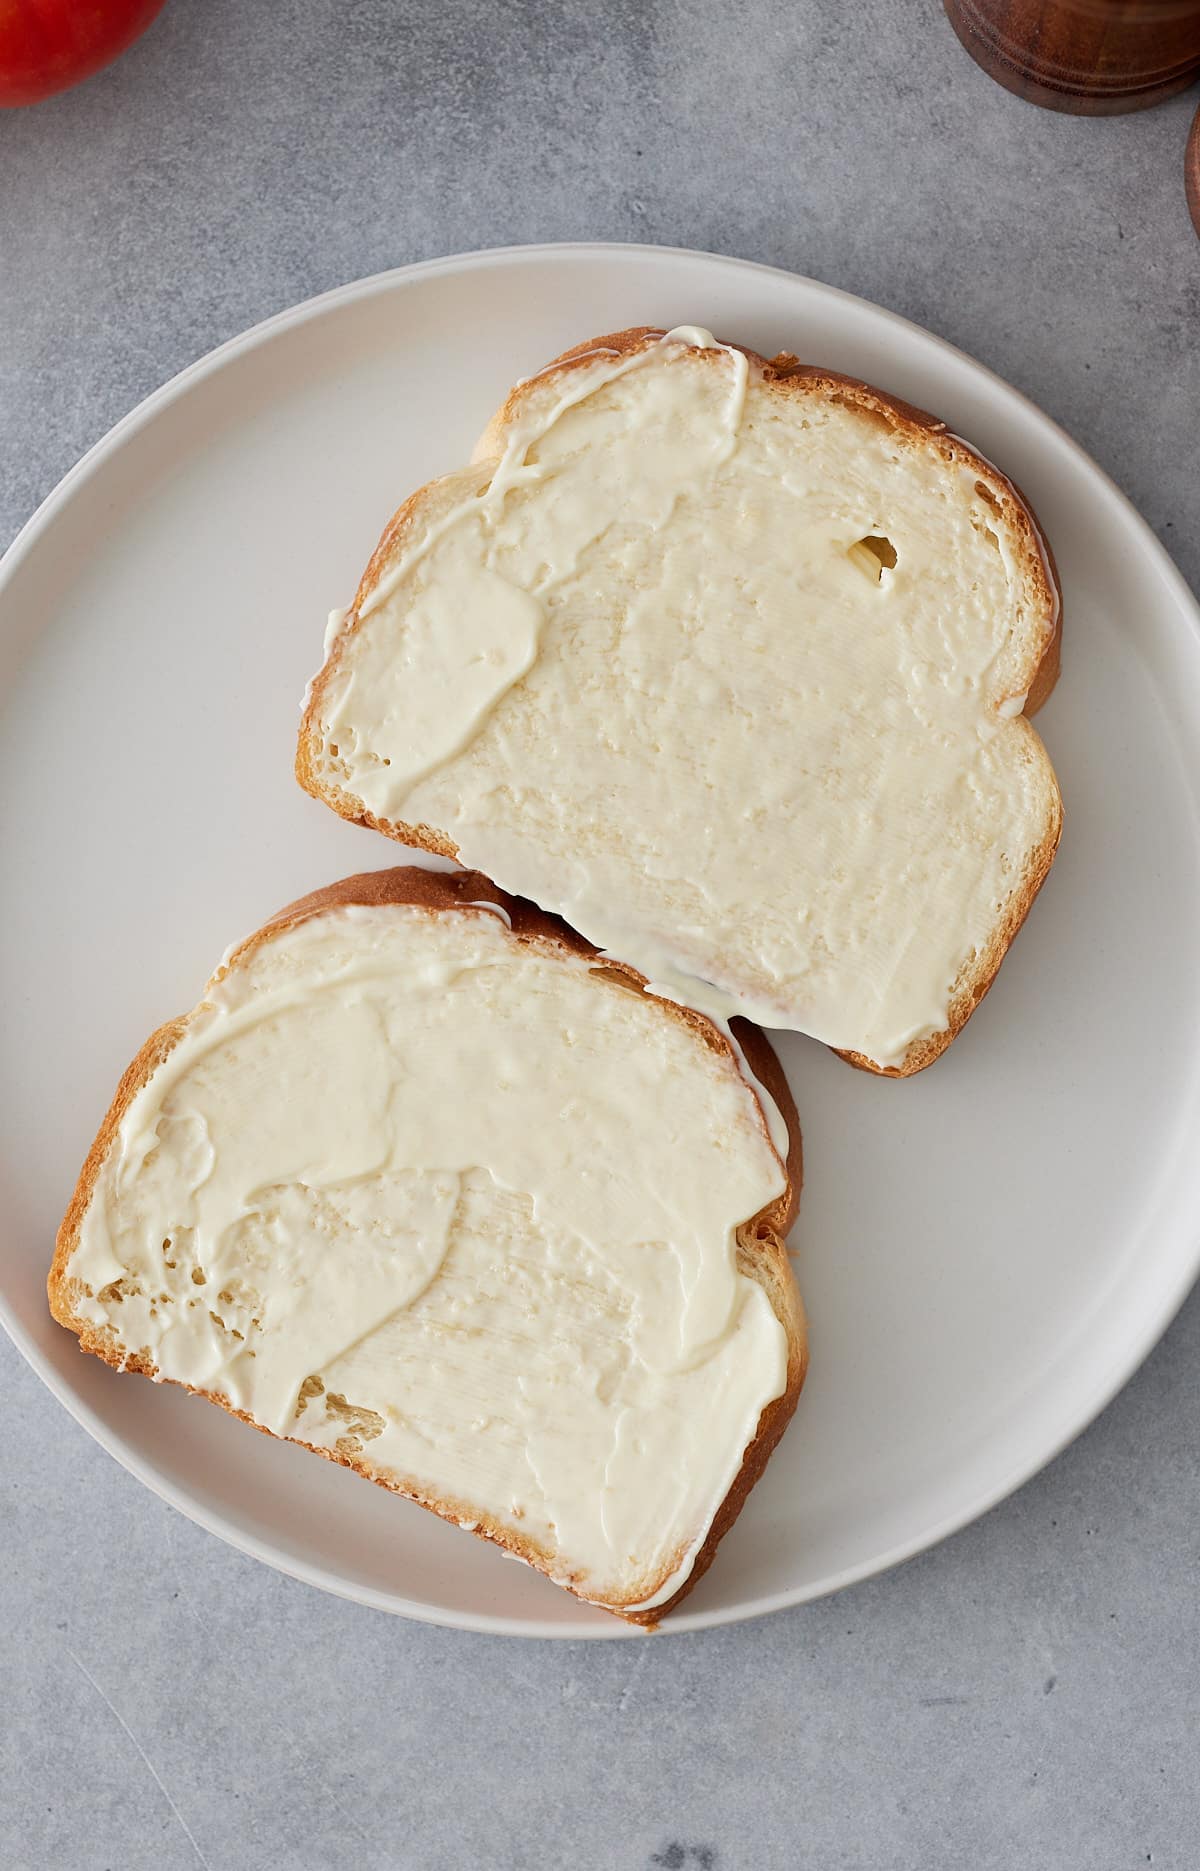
944,0,1200,113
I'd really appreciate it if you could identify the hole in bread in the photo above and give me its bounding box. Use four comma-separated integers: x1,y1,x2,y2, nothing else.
974,479,1001,513
589,963,646,997
831,394,893,435
849,535,898,583
294,1374,325,1420
98,1277,142,1304
325,1392,386,1453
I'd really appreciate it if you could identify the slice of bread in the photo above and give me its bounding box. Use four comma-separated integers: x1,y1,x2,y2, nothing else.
298,326,1062,1075
49,866,804,1626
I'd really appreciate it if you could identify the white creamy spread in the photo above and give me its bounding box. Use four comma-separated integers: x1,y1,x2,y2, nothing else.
315,326,1056,1068
66,903,789,1612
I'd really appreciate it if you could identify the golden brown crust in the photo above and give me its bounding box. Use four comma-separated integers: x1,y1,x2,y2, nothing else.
49,1018,190,1331
477,326,1062,718
296,326,1063,1081
835,729,1063,1078
49,866,804,1627
1021,516,1062,718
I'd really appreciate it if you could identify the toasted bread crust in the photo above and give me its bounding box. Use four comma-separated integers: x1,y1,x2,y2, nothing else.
297,328,1063,1079
49,866,804,1627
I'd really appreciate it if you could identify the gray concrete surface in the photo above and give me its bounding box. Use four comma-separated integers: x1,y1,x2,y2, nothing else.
2,2,1199,1866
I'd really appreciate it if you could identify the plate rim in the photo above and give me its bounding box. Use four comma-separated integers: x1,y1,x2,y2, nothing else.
3,238,1200,1640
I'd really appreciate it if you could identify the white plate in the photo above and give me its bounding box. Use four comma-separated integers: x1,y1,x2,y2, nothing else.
3,243,1200,1640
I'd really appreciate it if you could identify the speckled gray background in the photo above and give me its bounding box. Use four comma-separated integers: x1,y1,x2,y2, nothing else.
3,3,1199,1867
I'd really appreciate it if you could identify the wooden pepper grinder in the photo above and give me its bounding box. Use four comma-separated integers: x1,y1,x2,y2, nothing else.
944,0,1200,113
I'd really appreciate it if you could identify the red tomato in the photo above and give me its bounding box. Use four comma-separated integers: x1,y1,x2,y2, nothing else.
0,0,169,106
